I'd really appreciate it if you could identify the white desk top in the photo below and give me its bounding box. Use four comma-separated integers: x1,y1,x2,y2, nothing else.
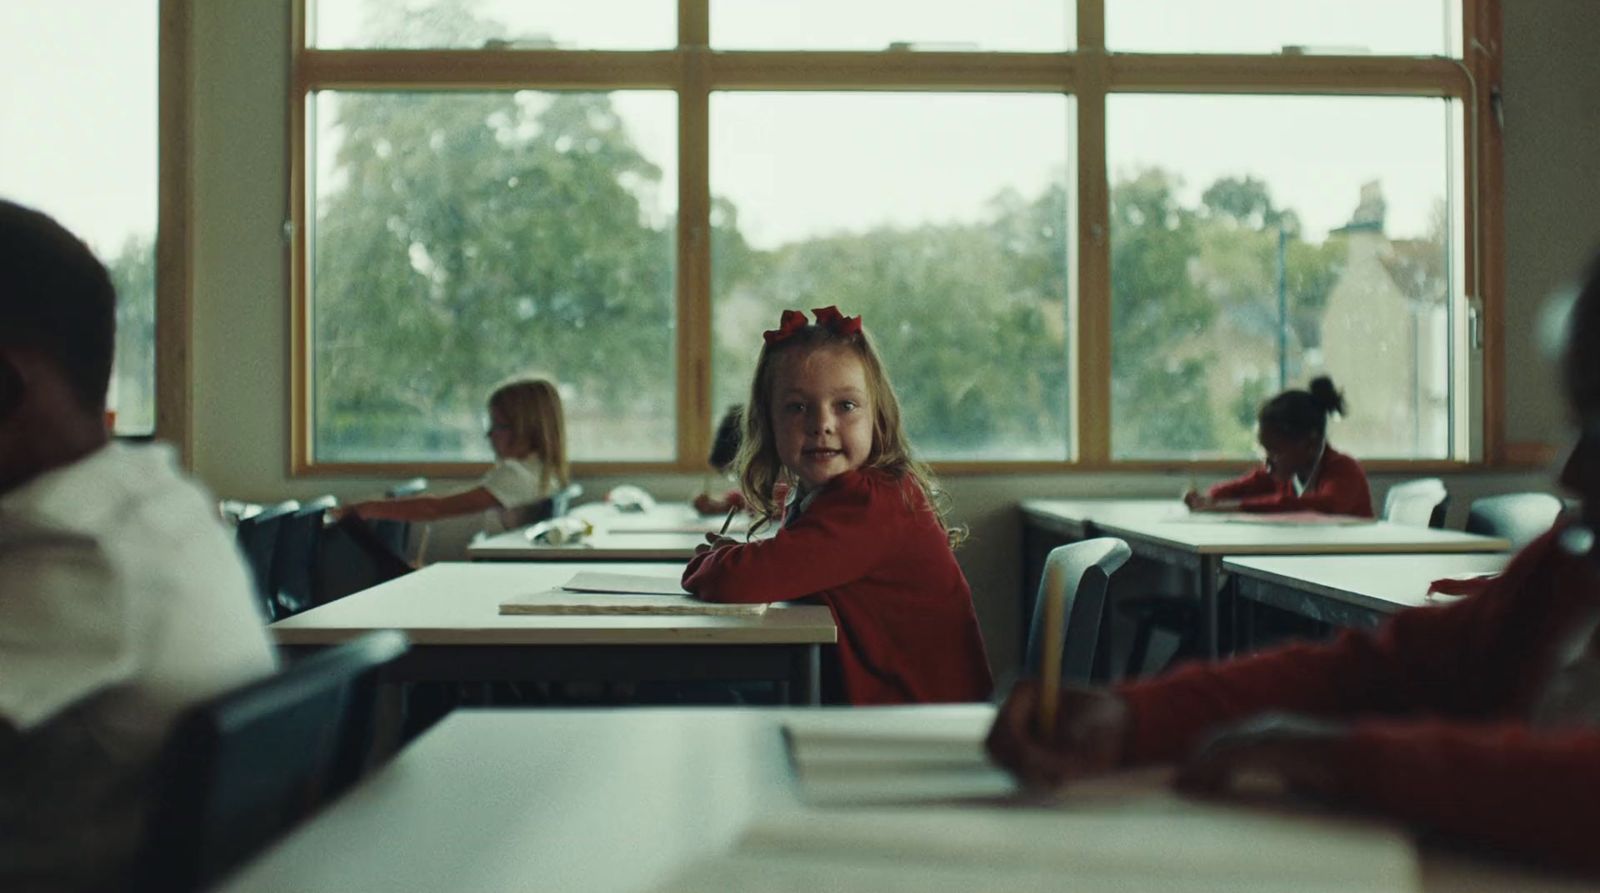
219,708,1597,893
1020,498,1185,535
469,503,762,561
1092,516,1511,557
1223,552,1515,614
271,562,836,646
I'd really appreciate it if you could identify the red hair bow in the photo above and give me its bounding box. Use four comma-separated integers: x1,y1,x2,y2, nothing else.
763,309,809,344
811,305,863,336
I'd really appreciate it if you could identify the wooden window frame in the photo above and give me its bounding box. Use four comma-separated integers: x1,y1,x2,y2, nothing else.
287,0,1503,477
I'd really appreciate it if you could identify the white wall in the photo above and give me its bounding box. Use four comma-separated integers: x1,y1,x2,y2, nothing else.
187,1,1585,673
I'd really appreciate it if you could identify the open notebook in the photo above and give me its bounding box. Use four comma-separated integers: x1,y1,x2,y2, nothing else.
499,591,767,616
656,710,1419,893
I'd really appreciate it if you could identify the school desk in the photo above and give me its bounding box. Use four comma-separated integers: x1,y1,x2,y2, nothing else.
270,561,835,704
467,502,762,561
1020,500,1512,659
1223,552,1513,639
216,707,1597,893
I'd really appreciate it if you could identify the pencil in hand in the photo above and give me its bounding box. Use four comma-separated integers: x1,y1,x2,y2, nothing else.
718,507,738,537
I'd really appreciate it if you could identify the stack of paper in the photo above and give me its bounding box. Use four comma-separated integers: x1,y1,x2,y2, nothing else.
657,711,1418,893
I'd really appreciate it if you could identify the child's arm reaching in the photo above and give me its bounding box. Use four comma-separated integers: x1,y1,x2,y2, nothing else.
682,472,895,604
339,487,499,523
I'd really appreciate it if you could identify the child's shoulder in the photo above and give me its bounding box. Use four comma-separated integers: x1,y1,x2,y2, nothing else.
823,467,923,509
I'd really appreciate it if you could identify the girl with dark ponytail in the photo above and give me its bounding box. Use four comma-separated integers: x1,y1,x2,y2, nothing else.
1184,375,1374,517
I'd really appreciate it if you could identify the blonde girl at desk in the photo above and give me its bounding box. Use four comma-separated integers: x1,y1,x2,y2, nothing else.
341,377,570,533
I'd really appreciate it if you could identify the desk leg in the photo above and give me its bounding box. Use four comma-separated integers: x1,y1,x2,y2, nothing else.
795,645,821,706
1200,556,1220,660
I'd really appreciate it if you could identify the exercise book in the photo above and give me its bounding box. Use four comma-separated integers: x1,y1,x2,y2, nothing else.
499,591,767,616
560,572,691,596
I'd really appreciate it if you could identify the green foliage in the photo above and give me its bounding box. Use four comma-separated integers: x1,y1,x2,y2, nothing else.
106,237,156,434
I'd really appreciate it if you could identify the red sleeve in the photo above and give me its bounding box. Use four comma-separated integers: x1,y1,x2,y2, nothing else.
1117,533,1564,764
1333,720,1600,872
1234,450,1373,517
681,472,892,604
1207,467,1276,501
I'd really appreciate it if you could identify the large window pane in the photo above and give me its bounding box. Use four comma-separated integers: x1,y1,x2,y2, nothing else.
710,92,1074,461
0,2,158,436
713,0,1073,52
1107,94,1457,460
1107,1,1458,57
310,90,678,462
312,0,674,50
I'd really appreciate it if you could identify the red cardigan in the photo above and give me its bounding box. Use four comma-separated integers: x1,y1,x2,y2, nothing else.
1118,527,1600,871
1207,444,1373,517
681,468,994,705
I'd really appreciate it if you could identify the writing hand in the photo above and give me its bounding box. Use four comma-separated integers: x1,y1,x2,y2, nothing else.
1175,713,1348,803
985,680,1131,791
694,532,738,556
1183,489,1210,511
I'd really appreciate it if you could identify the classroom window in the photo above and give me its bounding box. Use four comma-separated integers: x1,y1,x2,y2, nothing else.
709,92,1075,461
309,0,675,50
1105,0,1460,56
1107,94,1460,461
291,0,1497,472
710,1,1074,52
308,90,678,462
1,1,159,436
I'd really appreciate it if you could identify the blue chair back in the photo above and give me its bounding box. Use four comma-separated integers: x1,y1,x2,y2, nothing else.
234,500,299,621
1025,538,1132,685
1466,492,1565,550
270,496,335,620
135,631,408,893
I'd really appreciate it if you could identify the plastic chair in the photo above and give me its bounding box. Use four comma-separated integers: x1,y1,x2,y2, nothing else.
1382,478,1450,529
371,478,428,559
1466,492,1565,550
233,500,299,621
1024,538,1132,685
511,481,585,528
269,496,336,620
134,630,409,893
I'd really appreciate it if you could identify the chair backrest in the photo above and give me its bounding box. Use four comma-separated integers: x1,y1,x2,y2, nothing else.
1466,492,1565,550
1024,538,1132,685
233,500,299,621
269,496,336,620
510,481,585,528
136,631,409,893
372,478,428,557
1382,477,1450,529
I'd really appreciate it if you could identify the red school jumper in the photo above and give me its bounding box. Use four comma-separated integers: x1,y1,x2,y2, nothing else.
1207,444,1374,517
681,468,994,705
1116,527,1600,872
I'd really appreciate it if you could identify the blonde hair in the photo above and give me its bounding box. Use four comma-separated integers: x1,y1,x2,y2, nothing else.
736,318,963,547
488,377,569,494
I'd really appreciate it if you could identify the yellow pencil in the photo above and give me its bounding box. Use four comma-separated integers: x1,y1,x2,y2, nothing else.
1037,564,1066,736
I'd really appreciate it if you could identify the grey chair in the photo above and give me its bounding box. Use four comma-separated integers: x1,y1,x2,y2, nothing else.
1383,478,1450,529
1024,538,1132,686
371,478,428,558
135,630,409,893
269,495,337,620
1466,492,1565,550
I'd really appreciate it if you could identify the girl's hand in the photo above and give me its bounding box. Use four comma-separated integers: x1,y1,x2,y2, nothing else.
985,680,1131,790
1175,713,1349,803
694,533,738,556
691,492,727,515
1183,489,1211,511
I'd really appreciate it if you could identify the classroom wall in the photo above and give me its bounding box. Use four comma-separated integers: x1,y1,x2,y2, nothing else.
1501,0,1600,446
189,1,1583,674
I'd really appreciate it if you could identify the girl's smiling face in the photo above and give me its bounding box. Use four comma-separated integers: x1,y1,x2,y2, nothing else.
771,345,874,489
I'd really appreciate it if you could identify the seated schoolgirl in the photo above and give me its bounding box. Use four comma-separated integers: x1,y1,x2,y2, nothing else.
343,377,570,532
1185,375,1373,517
681,306,993,704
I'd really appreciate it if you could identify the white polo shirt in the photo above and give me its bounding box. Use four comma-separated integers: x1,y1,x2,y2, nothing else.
0,443,277,890
479,455,551,532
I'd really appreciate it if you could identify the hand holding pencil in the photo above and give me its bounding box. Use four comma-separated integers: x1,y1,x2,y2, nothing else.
985,679,1131,791
694,507,741,556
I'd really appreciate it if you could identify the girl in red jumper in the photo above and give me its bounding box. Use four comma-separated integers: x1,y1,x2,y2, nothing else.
986,255,1600,874
681,306,993,705
1185,375,1373,517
